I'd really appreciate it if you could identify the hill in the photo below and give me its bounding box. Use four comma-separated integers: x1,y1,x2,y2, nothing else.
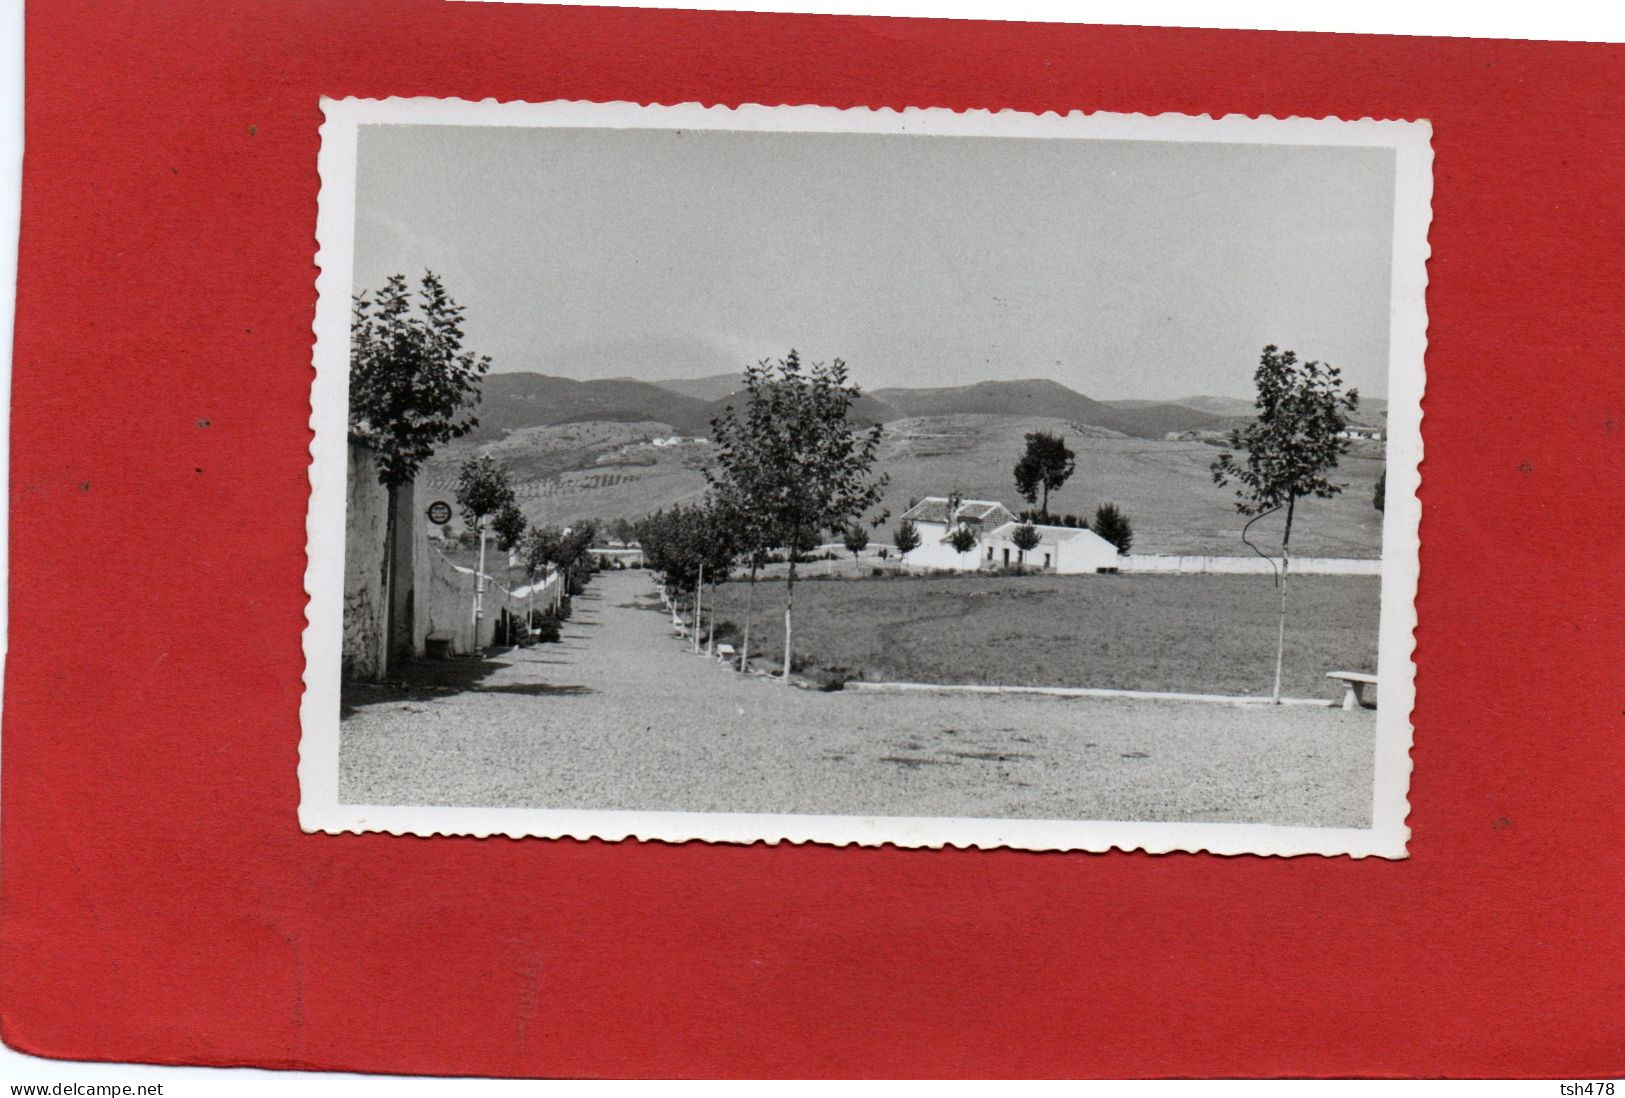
438,411,1383,559
646,373,746,402
872,379,1231,439
467,373,718,440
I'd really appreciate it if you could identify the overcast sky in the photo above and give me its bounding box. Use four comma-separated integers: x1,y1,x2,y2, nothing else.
352,123,1395,402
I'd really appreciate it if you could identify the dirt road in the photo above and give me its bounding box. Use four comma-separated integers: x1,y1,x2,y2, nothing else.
339,570,1376,827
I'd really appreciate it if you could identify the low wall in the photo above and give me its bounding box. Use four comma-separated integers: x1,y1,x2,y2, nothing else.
1121,554,1380,576
421,548,561,655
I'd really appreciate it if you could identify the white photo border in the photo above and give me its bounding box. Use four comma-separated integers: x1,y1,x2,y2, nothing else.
301,97,1429,858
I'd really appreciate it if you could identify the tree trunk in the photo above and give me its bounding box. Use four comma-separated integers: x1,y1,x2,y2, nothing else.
782,529,799,683
1272,494,1296,704
706,578,717,656
1041,482,1049,522
380,482,399,681
693,562,704,653
741,558,758,671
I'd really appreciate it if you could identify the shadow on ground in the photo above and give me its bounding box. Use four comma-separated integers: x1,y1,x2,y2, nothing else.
341,646,593,718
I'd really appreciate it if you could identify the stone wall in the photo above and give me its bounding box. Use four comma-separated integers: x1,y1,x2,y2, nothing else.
342,442,389,681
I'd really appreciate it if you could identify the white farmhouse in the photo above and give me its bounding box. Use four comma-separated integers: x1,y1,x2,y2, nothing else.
896,496,1122,574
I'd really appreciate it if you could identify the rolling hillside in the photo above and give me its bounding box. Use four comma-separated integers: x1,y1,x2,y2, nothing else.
871,379,1234,439
439,370,1384,557
436,410,1384,558
467,374,718,440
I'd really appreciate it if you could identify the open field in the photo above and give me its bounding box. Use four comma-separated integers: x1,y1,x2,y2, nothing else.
423,412,1385,557
867,414,1385,558
702,571,1379,700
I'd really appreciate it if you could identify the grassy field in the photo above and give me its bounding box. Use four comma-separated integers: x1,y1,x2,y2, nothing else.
701,570,1379,700
421,412,1385,558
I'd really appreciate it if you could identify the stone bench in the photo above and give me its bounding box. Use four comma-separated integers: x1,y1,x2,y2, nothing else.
425,632,455,661
1327,671,1377,710
715,643,737,666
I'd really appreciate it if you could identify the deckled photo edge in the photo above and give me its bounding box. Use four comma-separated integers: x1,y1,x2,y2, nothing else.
301,97,1429,859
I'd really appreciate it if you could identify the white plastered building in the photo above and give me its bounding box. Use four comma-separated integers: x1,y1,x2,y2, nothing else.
896,496,1122,574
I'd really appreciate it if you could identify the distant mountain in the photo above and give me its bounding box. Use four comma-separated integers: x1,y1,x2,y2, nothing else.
473,373,1256,444
472,371,900,442
648,373,748,402
1170,394,1257,418
874,379,1231,439
469,373,719,440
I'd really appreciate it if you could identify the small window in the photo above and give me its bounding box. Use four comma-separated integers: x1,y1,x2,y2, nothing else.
1044,552,1051,568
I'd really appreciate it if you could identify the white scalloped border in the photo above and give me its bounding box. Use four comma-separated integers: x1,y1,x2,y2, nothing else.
301,97,1429,858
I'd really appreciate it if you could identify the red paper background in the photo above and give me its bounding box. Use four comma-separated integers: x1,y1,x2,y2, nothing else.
4,0,1623,1078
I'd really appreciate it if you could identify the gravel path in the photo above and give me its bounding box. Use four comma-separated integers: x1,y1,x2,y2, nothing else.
339,571,1376,828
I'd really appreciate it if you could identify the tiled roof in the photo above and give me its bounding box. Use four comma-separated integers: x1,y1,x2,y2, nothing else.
900,496,1015,526
986,521,1107,544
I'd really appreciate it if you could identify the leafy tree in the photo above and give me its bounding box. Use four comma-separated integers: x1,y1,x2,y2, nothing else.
455,453,517,647
704,394,781,669
1211,344,1359,702
492,501,527,553
1010,523,1041,568
842,523,870,574
349,271,490,673
1013,431,1076,520
519,524,564,618
705,351,886,682
1092,503,1134,555
1373,469,1386,514
892,518,922,564
948,523,978,559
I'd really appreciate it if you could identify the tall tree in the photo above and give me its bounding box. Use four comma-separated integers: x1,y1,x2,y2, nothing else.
1092,503,1134,555
349,271,490,673
842,523,870,574
492,500,527,553
706,386,781,669
1212,345,1359,702
455,453,517,648
1010,523,1041,569
948,523,978,560
1012,431,1076,520
706,351,887,683
892,518,922,567
519,524,563,627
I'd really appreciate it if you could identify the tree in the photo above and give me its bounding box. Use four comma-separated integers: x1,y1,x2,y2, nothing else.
1012,431,1076,520
948,523,978,559
705,351,887,683
519,524,563,631
892,518,922,566
1211,344,1359,703
1010,523,1041,569
707,370,788,671
455,453,517,648
349,271,490,674
492,501,527,553
1092,503,1134,555
842,523,870,574
1373,469,1386,514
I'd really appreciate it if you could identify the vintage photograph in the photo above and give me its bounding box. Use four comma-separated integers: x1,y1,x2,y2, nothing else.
301,99,1428,855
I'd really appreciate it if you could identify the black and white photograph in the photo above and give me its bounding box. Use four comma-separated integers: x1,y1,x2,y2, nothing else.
301,99,1428,855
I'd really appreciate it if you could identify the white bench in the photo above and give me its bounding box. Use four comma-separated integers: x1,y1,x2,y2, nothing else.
715,643,737,666
1327,671,1377,710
